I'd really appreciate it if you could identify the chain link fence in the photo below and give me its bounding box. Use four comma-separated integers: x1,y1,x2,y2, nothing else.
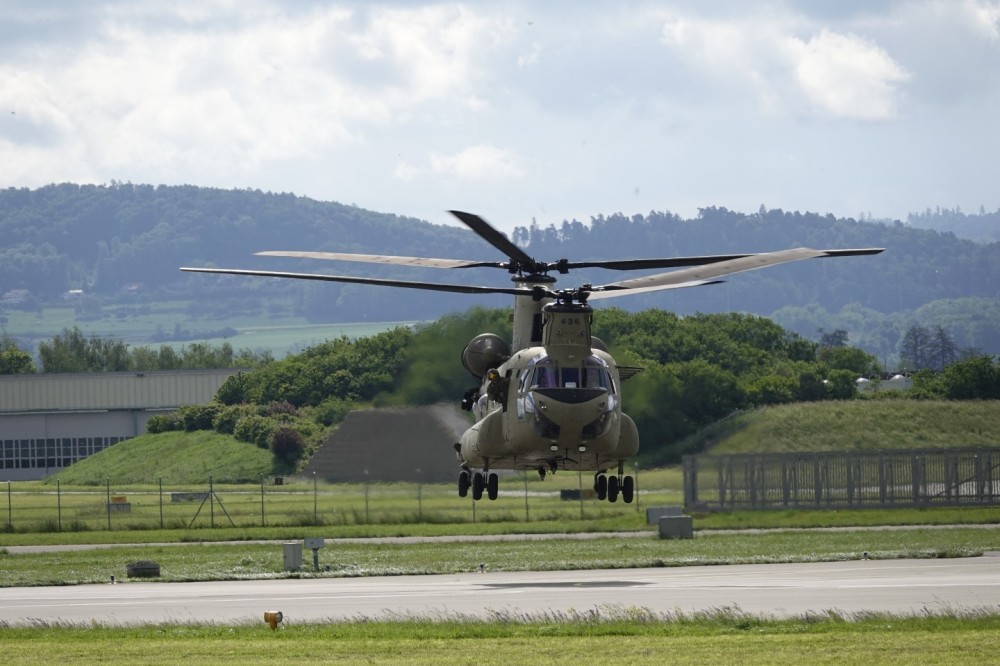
683,447,1000,511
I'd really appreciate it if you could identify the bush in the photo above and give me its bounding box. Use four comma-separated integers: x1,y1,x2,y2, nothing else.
179,403,222,431
233,414,276,448
146,412,182,434
212,404,260,435
270,427,306,462
264,400,299,417
311,396,355,426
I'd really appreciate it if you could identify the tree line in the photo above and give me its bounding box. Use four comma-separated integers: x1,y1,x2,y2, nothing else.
68,307,995,468
0,327,271,373
2,184,999,354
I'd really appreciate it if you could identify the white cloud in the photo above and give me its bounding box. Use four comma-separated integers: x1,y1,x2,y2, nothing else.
791,30,910,120
429,145,527,181
0,1,997,228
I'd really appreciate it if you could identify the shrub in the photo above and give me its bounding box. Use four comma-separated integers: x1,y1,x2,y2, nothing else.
146,412,182,434
179,403,222,431
212,404,260,435
312,396,355,426
270,427,306,462
234,414,276,449
264,400,299,417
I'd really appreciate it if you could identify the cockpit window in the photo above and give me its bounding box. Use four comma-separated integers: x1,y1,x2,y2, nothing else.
583,355,613,391
524,354,613,391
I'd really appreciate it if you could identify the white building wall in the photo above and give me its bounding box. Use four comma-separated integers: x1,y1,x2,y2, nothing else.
0,370,241,481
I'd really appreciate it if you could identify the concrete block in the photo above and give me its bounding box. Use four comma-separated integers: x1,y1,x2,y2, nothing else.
646,505,685,525
658,515,693,539
283,542,303,571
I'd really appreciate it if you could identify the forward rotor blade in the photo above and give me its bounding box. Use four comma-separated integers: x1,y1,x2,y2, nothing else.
256,250,500,269
180,267,535,297
590,247,885,298
448,210,535,267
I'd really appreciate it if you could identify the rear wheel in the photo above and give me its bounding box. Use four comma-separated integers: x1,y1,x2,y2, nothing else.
621,475,634,504
458,471,470,498
472,472,485,500
487,472,499,500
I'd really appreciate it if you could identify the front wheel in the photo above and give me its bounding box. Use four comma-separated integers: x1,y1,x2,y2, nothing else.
607,475,620,503
594,474,608,500
458,471,470,498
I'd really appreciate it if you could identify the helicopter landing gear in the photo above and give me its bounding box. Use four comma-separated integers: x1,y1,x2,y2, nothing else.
464,470,499,501
593,472,635,504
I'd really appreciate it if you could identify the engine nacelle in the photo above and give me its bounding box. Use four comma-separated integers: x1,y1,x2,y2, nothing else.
461,333,511,379
591,336,609,352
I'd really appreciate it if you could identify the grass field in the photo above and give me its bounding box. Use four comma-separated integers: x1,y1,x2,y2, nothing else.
699,400,1000,454
3,526,1000,587
4,304,418,358
2,611,999,665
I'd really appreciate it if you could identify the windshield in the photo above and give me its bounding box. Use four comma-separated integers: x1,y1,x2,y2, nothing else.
523,355,612,391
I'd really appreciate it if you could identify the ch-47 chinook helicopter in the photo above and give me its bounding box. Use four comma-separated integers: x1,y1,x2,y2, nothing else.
182,210,883,504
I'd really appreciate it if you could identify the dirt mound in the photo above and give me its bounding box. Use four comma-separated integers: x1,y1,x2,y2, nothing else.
301,404,471,483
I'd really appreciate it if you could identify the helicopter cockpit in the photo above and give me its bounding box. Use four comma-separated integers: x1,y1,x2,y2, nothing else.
524,354,614,391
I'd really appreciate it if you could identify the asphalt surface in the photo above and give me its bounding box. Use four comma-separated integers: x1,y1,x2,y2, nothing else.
2,557,999,625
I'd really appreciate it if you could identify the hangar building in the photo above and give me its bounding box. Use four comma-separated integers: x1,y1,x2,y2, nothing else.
0,369,239,481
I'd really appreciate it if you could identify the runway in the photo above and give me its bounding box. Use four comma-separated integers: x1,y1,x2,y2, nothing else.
2,557,999,625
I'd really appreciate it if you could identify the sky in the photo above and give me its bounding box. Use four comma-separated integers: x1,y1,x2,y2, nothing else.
2,1,999,233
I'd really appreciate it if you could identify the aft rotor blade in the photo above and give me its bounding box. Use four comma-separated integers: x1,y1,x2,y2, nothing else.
566,254,753,271
256,250,500,269
448,210,535,267
180,267,534,297
590,247,885,298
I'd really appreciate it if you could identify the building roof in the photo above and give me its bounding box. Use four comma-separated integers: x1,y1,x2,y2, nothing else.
0,369,242,413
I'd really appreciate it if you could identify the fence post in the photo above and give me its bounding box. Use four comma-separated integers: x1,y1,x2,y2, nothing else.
6,480,11,530
313,472,318,525
416,468,423,522
57,479,61,532
209,475,215,528
523,470,529,522
260,476,266,528
159,477,164,529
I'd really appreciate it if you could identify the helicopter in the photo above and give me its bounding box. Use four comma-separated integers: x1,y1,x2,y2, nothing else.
182,210,883,503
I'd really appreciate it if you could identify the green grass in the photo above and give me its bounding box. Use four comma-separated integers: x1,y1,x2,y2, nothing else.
2,527,998,587
1,609,999,665
698,400,1000,454
4,304,418,357
49,431,287,485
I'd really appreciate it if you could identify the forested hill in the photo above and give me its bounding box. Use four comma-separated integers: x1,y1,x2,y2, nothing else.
2,184,998,358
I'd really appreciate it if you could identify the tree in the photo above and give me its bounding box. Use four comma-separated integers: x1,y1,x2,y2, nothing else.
928,325,958,371
899,324,932,371
38,327,130,372
940,356,1000,400
0,333,36,374
818,328,849,348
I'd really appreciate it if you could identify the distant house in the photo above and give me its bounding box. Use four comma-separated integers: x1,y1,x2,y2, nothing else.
1,289,30,305
63,289,84,300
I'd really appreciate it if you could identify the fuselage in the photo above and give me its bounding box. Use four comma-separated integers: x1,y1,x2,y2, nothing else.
456,299,639,474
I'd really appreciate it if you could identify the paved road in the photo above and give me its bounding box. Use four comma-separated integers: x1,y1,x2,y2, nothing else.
2,557,999,625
